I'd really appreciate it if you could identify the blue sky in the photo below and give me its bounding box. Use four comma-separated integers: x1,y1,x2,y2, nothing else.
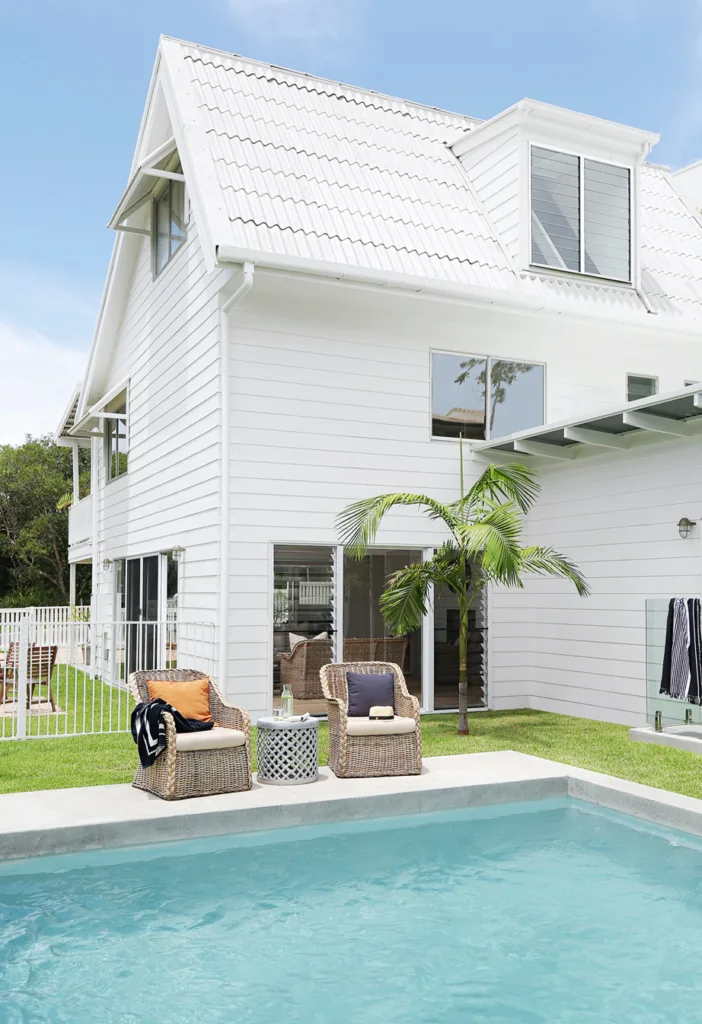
2,0,702,441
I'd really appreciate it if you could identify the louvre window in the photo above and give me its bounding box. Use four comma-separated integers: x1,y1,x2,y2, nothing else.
627,374,657,403
531,146,631,282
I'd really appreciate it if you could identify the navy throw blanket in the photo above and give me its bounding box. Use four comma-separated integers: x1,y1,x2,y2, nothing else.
131,698,214,768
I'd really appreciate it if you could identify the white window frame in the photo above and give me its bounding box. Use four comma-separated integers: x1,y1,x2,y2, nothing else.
151,173,187,279
626,372,658,403
529,142,633,284
104,387,129,484
430,349,547,443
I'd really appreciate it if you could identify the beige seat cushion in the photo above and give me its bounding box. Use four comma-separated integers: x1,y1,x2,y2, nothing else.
175,727,246,752
346,716,416,737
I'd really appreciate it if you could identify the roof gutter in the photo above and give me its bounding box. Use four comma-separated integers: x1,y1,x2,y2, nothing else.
217,244,702,336
218,263,255,692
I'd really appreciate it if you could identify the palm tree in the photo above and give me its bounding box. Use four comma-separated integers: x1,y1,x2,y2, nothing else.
336,454,589,735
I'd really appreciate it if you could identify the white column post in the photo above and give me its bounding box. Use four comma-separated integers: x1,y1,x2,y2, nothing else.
69,563,77,607
421,547,434,713
72,442,80,503
334,545,344,662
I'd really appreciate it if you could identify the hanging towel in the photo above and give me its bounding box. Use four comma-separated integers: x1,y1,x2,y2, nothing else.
688,599,702,704
660,598,702,702
130,698,214,768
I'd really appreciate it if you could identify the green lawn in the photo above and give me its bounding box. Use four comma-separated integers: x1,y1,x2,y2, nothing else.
2,709,702,799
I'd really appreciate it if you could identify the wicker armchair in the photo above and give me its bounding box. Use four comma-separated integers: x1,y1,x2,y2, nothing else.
279,638,333,699
128,669,252,800
320,661,421,778
342,636,409,669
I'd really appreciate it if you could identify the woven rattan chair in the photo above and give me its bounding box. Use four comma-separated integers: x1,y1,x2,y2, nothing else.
128,669,252,800
320,661,422,778
279,637,333,699
343,636,409,669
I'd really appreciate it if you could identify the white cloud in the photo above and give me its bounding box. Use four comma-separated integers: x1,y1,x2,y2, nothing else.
225,0,358,41
0,324,86,445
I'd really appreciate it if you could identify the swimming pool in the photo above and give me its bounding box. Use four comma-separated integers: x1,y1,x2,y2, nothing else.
1,798,701,1022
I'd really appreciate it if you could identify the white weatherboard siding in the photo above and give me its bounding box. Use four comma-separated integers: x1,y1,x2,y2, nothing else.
92,223,228,630
452,125,521,264
490,434,702,725
224,274,702,718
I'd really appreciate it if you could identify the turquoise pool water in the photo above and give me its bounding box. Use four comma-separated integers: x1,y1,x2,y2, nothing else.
2,799,702,1022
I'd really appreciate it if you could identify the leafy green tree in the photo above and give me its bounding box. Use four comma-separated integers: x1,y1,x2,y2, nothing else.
0,436,90,606
337,458,589,734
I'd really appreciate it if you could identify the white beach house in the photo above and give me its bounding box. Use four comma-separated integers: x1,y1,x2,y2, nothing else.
56,35,702,726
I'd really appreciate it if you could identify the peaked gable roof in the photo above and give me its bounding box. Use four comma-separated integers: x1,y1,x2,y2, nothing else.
157,37,702,323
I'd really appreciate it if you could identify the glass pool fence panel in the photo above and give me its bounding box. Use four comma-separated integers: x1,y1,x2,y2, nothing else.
645,598,702,728
0,619,215,740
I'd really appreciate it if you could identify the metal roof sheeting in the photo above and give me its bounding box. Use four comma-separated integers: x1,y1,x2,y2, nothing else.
167,40,702,320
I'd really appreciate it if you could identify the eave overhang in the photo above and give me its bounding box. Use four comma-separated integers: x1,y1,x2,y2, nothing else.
472,384,702,462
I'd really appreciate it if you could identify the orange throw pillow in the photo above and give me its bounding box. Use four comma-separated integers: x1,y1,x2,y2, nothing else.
147,678,212,722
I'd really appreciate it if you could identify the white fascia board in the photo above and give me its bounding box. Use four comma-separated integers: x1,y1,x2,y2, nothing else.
451,97,659,161
217,244,702,336
54,384,81,441
87,378,130,417
158,36,223,273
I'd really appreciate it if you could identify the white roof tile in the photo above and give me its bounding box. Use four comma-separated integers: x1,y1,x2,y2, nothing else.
166,39,702,321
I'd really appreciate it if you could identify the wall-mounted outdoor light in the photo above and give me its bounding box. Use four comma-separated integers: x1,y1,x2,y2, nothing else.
678,517,697,539
171,546,185,562
102,558,113,570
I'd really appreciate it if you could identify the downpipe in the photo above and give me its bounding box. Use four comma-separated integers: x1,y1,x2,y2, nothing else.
219,263,255,692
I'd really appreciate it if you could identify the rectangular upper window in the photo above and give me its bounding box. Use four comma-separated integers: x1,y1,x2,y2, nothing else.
531,146,631,283
626,374,657,403
431,353,545,441
152,163,186,277
105,390,128,482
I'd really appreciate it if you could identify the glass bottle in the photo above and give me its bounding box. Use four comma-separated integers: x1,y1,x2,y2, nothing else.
281,684,294,719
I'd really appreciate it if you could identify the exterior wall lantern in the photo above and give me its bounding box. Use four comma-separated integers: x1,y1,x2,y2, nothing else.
102,558,113,570
678,517,696,539
172,546,185,562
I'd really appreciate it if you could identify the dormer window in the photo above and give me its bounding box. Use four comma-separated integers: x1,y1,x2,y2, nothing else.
530,146,631,283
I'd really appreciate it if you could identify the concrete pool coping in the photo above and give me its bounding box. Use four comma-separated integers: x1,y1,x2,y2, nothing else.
2,750,702,861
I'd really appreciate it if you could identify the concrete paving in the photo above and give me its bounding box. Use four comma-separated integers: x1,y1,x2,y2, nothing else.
2,750,702,861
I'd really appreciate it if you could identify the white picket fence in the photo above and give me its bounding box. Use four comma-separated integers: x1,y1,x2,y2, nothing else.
0,617,215,741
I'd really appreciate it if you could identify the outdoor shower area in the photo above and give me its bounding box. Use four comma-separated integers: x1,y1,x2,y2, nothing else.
271,545,488,716
631,598,702,753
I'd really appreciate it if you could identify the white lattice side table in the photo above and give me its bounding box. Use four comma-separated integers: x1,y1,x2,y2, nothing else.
256,716,319,785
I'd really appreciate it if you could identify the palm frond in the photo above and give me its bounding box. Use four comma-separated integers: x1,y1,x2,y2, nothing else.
513,545,591,597
336,493,460,557
459,463,539,517
379,557,461,634
458,502,524,586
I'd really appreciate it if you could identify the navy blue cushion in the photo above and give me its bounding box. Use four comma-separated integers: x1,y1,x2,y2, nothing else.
346,671,395,717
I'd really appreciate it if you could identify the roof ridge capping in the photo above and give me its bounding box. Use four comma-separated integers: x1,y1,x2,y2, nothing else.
160,34,481,126
450,98,660,158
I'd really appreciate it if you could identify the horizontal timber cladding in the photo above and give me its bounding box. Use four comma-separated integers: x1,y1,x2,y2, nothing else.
491,432,702,726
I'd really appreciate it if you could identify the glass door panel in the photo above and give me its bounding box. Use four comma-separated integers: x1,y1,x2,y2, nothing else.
272,546,335,716
433,580,486,710
125,555,162,675
343,549,422,706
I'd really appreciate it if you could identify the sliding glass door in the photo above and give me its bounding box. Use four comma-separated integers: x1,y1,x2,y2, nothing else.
342,549,423,706
272,546,336,715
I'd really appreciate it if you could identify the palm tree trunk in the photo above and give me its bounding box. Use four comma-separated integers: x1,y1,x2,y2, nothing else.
457,560,470,734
